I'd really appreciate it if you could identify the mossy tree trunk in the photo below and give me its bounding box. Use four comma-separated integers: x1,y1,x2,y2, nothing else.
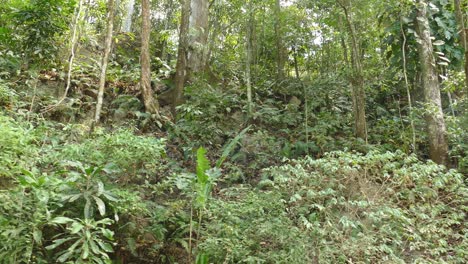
95,0,114,123
140,0,160,115
415,0,449,165
173,0,191,109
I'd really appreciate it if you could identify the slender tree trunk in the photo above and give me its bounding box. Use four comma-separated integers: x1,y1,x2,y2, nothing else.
245,0,254,116
293,46,300,79
173,0,191,109
454,0,468,91
140,0,160,115
415,0,449,165
161,0,175,62
339,0,367,141
401,17,417,153
188,0,209,73
122,0,135,32
95,0,115,123
274,0,285,81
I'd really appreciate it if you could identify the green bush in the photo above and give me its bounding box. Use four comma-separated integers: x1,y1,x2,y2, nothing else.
262,150,467,263
198,186,313,263
42,128,166,183
0,114,37,180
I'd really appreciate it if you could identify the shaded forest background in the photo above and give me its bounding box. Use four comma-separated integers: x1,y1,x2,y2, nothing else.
0,0,467,263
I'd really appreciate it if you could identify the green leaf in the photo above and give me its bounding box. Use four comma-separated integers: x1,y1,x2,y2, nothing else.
70,222,84,234
84,198,92,219
33,229,42,245
46,237,74,250
50,216,74,224
216,126,251,168
101,228,114,240
57,250,73,262
196,147,210,184
89,239,100,254
93,196,106,216
98,240,114,253
96,181,104,196
102,191,118,202
196,253,209,264
82,242,89,259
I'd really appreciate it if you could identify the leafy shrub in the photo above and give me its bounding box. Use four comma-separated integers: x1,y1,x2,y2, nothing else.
42,128,166,183
198,186,313,263
447,98,468,174
0,166,158,263
262,150,467,263
0,80,18,107
173,80,243,151
0,170,58,263
0,114,37,180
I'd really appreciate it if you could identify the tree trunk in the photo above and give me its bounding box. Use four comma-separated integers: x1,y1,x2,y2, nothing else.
188,0,209,73
122,0,135,32
339,0,367,141
274,0,285,81
244,0,254,116
95,0,115,123
415,0,449,165
140,0,160,115
454,0,468,91
173,0,191,109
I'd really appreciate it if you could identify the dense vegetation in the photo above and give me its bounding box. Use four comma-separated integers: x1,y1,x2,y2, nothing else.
0,0,467,263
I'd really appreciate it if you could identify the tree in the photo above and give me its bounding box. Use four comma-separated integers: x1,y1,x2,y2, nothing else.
173,0,191,109
122,0,135,32
95,0,115,123
245,0,254,116
338,0,367,140
415,0,449,165
140,0,160,115
274,0,285,81
454,0,468,90
188,0,209,72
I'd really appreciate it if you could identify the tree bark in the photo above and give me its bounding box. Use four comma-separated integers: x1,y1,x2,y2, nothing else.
415,0,449,165
274,0,285,81
245,0,254,116
188,0,209,73
454,0,468,91
122,0,135,32
173,0,191,109
339,0,367,141
95,0,115,123
140,0,160,115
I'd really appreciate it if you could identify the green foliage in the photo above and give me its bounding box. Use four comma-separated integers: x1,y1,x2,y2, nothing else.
173,80,244,150
198,187,313,263
0,0,75,67
47,217,114,263
446,97,468,174
0,170,57,263
0,114,37,180
262,150,467,263
60,161,118,219
43,128,166,183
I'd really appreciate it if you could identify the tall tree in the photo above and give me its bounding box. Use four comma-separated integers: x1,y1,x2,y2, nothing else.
338,0,367,140
454,0,468,90
415,0,449,165
140,0,160,115
95,0,115,123
188,0,209,72
173,0,191,108
274,0,285,80
245,0,254,116
122,0,135,32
